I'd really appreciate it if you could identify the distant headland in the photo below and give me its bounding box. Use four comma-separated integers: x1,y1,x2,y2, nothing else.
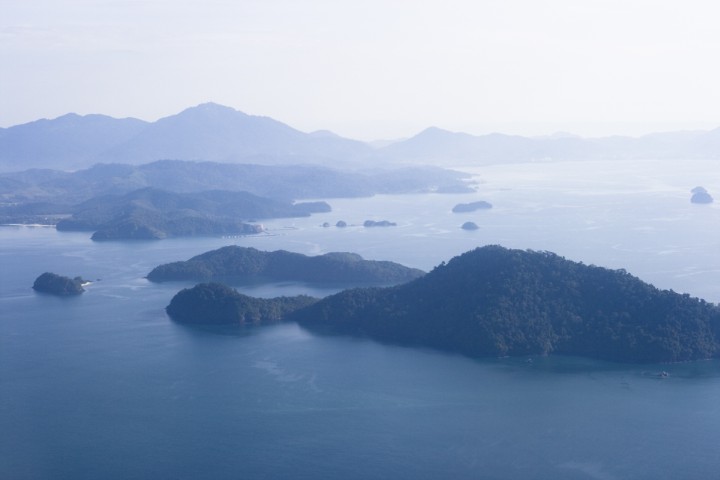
452,201,493,213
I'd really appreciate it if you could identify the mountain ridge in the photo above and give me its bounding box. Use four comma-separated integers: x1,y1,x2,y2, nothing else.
0,103,371,171
148,245,425,285
3,103,720,172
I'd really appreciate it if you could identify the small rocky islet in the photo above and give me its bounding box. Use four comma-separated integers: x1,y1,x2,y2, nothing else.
691,186,714,204
32,272,87,296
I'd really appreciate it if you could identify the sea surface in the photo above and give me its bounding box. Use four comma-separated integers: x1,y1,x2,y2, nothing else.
1,159,719,479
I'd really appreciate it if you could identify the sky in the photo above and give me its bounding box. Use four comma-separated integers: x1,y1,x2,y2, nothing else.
2,0,720,140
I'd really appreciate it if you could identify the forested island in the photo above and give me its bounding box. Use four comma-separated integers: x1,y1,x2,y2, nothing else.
166,246,720,363
148,246,425,285
32,272,86,296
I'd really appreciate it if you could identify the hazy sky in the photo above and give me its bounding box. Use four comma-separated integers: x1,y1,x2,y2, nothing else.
2,0,720,140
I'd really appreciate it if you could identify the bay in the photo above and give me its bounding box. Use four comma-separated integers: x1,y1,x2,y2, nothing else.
1,158,719,479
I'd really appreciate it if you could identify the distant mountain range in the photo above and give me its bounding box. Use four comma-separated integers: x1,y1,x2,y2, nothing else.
2,102,720,171
0,103,370,171
291,246,720,363
376,126,720,164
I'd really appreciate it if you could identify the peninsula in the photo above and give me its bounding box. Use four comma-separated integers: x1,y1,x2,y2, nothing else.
166,246,720,363
166,283,317,325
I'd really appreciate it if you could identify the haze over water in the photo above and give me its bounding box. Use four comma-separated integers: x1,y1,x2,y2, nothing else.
1,159,719,479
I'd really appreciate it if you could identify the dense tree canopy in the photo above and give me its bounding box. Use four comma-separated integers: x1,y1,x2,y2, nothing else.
148,246,424,285
166,283,317,325
164,246,720,363
291,246,720,363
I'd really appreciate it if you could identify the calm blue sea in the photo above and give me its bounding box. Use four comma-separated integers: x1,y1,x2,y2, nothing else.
1,159,719,479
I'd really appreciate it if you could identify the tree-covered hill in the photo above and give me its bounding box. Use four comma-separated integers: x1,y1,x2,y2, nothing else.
289,246,720,363
0,103,369,171
164,245,720,362
166,283,317,325
149,246,425,285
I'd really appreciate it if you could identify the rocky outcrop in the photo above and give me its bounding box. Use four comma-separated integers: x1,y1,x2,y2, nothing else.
32,272,86,296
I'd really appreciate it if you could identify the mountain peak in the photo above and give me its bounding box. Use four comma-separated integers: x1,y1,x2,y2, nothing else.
56,112,82,121
309,129,341,138
417,126,454,137
175,102,247,118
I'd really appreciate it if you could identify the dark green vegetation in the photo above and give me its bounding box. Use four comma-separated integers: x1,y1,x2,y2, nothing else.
166,283,317,325
54,188,327,240
32,272,86,296
171,245,720,363
291,246,720,363
148,246,425,285
452,201,493,213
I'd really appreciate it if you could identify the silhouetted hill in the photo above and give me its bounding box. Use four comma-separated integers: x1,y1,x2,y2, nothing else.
4,104,720,172
378,127,540,163
288,246,720,363
0,103,370,171
99,103,372,165
0,114,147,170
376,126,720,165
148,246,424,285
